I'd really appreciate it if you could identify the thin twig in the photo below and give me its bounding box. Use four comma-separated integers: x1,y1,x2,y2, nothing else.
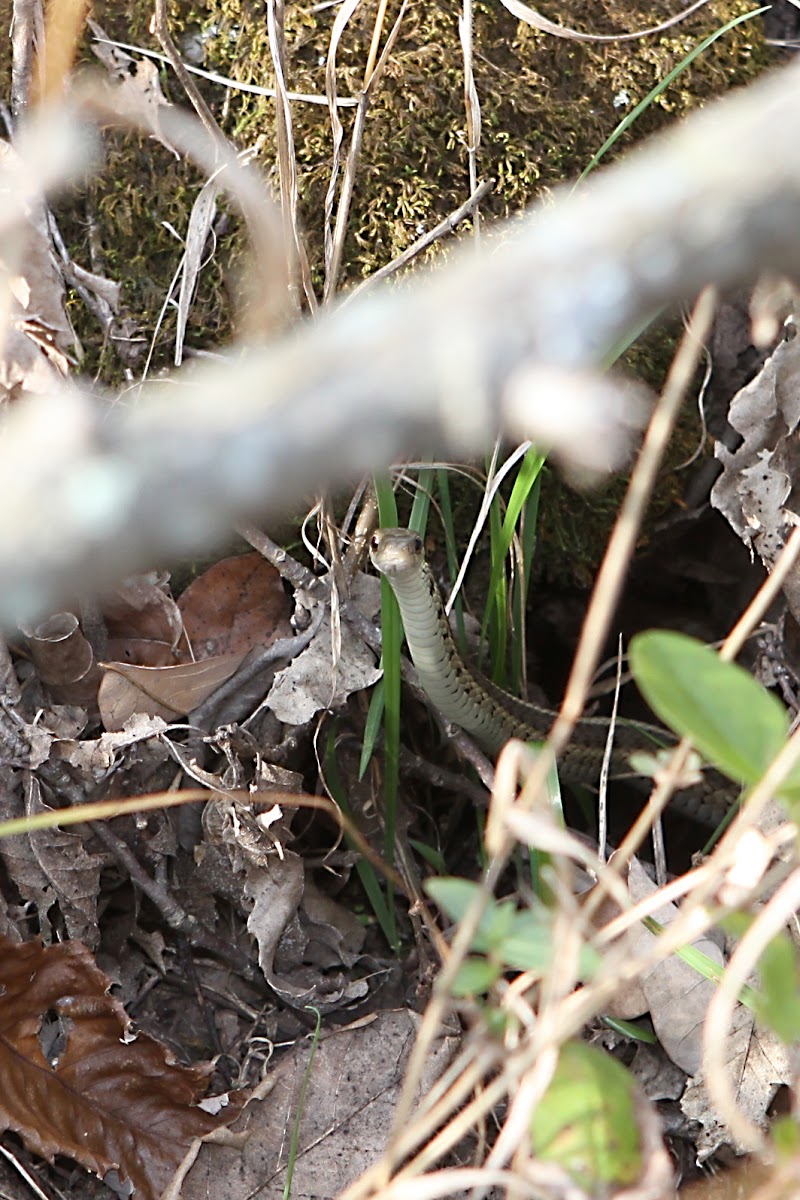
151,0,220,140
344,178,494,302
8,65,800,618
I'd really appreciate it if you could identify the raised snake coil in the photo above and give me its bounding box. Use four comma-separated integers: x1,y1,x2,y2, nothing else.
369,527,736,827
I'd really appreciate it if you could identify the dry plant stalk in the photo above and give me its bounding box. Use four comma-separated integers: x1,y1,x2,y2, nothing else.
340,332,800,1199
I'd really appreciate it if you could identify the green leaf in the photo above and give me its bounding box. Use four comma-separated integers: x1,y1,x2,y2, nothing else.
426,879,599,980
426,876,484,923
601,1017,657,1044
427,878,516,949
772,1115,800,1158
490,909,552,968
498,910,599,979
755,933,800,1043
358,678,385,779
407,838,447,874
629,631,788,785
451,957,502,997
531,1041,642,1189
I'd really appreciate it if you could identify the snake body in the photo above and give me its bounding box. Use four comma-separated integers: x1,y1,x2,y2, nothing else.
369,527,733,826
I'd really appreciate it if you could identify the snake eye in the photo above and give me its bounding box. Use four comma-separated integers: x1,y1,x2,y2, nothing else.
412,534,423,554
370,533,380,552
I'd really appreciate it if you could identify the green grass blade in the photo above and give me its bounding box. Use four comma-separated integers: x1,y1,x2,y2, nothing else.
576,6,768,184
359,678,385,779
486,491,507,681
642,916,760,1011
283,1006,322,1200
326,730,397,947
480,447,545,683
408,464,434,533
437,469,467,652
374,475,402,944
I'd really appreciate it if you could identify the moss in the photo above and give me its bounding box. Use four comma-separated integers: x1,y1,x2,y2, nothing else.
0,0,770,555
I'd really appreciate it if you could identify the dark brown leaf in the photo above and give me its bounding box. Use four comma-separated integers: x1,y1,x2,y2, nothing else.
0,936,243,1199
103,576,185,666
178,552,291,660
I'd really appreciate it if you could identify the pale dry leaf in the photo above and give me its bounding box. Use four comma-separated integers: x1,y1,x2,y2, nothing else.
605,858,724,1076
712,318,800,621
53,713,169,774
180,1010,461,1200
98,654,246,731
89,21,178,155
681,1019,791,1160
267,573,381,725
0,143,75,402
244,852,304,973
243,850,358,1007
176,179,219,366
0,775,105,948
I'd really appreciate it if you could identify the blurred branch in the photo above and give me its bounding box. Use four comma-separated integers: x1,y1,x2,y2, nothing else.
4,60,800,624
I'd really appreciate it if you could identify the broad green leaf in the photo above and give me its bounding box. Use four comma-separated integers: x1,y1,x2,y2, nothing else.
499,910,599,980
531,1041,642,1188
426,880,598,980
426,876,479,923
493,909,554,969
772,1115,800,1158
451,957,501,997
426,878,516,949
755,933,800,1043
630,631,787,785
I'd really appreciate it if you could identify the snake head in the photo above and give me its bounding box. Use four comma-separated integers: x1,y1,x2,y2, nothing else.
369,528,424,578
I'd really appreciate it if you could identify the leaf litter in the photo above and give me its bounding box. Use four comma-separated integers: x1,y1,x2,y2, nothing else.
2,11,799,1198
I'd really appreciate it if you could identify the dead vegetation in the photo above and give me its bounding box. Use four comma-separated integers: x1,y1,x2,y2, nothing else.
3,0,800,1197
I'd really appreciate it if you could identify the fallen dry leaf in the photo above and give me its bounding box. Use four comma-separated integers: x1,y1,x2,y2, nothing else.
181,1010,460,1200
681,1017,791,1161
177,551,292,660
98,653,246,731
712,315,800,621
267,573,381,725
0,141,75,405
0,774,105,947
0,936,244,1199
89,21,179,156
103,574,185,666
604,858,724,1076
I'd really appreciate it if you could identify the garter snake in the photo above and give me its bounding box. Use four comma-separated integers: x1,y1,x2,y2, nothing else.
369,527,734,826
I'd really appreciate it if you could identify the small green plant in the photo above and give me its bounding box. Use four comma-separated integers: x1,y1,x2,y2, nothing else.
530,1040,644,1191
629,629,800,804
425,877,599,998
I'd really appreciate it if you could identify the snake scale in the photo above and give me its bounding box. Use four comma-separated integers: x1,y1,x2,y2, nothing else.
369,527,736,827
